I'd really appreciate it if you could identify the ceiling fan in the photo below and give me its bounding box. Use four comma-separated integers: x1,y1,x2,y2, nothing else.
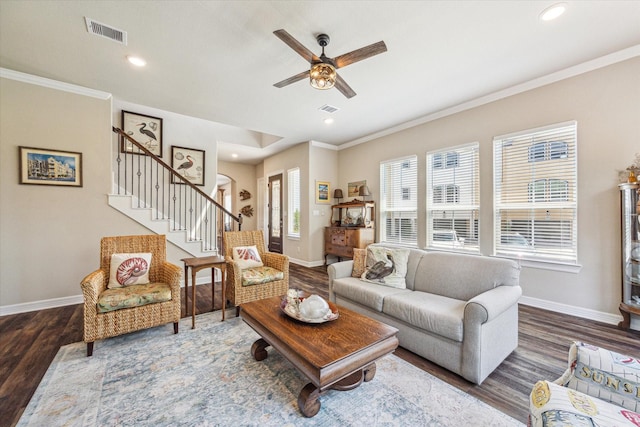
273,29,387,99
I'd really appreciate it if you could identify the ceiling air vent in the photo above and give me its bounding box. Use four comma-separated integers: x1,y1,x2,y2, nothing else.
319,104,340,114
85,17,127,45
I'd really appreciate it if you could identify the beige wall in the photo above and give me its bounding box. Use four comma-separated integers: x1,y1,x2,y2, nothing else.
258,141,338,265
261,142,310,262
337,58,640,317
218,160,257,231
0,78,189,307
309,143,338,262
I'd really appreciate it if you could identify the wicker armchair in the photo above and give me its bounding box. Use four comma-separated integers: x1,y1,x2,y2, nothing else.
224,230,289,316
80,234,182,356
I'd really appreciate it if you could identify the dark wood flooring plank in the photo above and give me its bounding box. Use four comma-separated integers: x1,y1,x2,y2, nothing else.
0,262,638,427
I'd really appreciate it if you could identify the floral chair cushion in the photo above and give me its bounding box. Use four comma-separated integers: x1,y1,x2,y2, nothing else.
97,282,172,313
241,266,284,287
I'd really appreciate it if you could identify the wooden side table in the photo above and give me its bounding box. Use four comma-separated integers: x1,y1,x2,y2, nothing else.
181,255,226,329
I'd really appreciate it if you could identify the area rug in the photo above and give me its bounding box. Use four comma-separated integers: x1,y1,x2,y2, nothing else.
18,310,524,426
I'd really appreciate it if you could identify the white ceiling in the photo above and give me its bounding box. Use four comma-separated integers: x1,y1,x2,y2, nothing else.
1,1,639,164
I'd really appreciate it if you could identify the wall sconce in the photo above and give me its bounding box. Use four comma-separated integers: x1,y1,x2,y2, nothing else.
359,185,371,201
333,188,344,203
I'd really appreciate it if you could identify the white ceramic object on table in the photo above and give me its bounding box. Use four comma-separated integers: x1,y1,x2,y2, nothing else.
298,294,330,320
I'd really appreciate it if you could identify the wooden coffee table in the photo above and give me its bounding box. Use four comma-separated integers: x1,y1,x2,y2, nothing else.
240,296,399,417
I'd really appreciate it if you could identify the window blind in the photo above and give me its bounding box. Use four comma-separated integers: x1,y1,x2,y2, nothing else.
493,121,578,263
287,168,300,238
380,156,418,246
426,143,480,252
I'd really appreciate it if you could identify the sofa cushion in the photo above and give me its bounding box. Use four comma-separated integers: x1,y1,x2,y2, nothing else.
97,282,171,313
413,252,520,301
233,245,264,269
383,291,465,342
241,266,284,286
361,246,410,289
557,342,640,412
332,277,410,312
529,380,640,427
108,252,152,288
352,248,367,278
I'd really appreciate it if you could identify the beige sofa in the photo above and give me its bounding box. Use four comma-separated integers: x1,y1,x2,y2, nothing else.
328,244,521,384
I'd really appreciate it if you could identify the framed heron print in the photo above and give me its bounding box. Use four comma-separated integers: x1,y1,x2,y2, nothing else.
19,146,83,187
121,110,163,157
171,146,205,186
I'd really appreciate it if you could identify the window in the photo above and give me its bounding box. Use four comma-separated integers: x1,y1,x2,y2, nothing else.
287,168,300,238
402,187,410,200
380,156,418,246
432,151,459,169
528,179,568,202
494,121,577,263
426,143,480,252
528,141,568,162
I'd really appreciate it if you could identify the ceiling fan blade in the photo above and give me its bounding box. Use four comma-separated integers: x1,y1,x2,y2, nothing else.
333,41,387,69
274,70,310,88
273,29,320,64
334,74,356,99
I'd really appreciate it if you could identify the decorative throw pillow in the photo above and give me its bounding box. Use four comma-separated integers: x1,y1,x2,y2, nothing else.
360,246,410,289
352,248,367,278
232,245,264,270
108,253,152,289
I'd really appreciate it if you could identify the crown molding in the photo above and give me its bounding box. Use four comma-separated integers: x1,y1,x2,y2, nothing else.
340,44,640,150
0,68,112,100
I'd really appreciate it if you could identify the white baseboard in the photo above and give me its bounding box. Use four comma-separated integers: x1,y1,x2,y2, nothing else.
288,258,326,268
518,296,622,326
0,283,627,326
0,279,206,316
0,295,84,316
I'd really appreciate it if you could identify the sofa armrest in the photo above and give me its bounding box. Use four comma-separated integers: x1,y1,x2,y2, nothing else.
80,269,107,318
80,269,107,303
262,252,289,272
554,341,640,412
464,285,522,324
159,261,182,300
327,260,354,302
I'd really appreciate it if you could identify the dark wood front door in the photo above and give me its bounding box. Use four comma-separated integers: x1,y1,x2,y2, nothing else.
268,174,283,253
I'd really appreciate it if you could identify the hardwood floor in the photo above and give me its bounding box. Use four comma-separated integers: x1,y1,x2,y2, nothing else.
1,263,638,426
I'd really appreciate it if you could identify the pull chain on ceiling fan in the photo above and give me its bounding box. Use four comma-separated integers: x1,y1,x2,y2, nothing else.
273,29,387,99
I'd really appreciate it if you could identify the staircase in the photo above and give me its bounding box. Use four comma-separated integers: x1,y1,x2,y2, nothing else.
109,127,241,257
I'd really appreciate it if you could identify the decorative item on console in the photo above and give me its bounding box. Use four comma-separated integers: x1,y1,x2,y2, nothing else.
240,205,253,217
618,152,640,184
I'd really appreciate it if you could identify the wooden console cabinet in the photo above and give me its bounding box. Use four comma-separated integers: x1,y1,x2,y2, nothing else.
324,227,374,264
324,201,376,264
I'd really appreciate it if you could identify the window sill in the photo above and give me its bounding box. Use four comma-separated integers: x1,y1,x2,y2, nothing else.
492,255,582,273
287,235,300,241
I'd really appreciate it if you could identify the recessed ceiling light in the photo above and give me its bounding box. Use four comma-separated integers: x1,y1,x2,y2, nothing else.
231,153,238,158
540,3,567,21
127,55,146,67
324,118,334,125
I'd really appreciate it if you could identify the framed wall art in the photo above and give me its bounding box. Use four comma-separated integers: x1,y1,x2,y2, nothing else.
316,181,330,204
171,146,205,186
348,180,366,198
19,146,83,187
121,110,163,157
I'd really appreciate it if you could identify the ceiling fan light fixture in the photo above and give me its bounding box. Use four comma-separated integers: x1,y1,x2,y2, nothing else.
310,63,336,90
